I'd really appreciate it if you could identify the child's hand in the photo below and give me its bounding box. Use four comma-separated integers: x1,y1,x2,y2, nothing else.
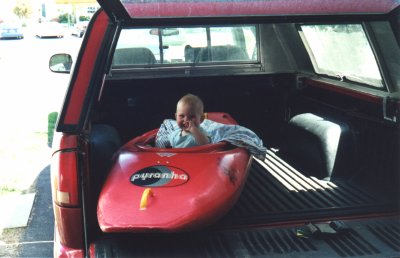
183,120,209,145
183,121,190,130
183,121,192,132
183,120,198,133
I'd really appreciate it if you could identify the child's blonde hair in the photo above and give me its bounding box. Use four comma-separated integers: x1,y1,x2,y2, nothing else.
177,94,204,115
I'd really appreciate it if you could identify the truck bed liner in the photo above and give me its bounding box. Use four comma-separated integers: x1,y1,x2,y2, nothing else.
219,150,397,227
93,217,400,257
92,150,400,257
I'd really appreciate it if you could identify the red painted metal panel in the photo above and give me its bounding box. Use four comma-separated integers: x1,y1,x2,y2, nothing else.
205,112,237,124
63,11,109,125
304,78,383,105
121,0,399,18
54,205,84,249
52,132,79,150
54,226,85,258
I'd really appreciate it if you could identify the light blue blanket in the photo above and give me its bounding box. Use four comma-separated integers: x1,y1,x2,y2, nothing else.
155,119,267,159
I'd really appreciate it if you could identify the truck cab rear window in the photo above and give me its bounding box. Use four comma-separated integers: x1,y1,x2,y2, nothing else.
112,25,258,67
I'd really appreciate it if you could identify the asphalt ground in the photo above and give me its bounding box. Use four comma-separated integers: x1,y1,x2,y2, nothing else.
19,166,53,257
0,166,53,257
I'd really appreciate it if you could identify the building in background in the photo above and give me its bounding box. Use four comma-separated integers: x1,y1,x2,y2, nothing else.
0,0,98,27
53,0,99,24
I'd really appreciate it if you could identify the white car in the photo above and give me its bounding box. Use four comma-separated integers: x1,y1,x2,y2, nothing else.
71,21,89,38
35,22,65,38
0,23,24,39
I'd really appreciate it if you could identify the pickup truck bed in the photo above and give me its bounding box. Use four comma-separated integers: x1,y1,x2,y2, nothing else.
93,216,400,257
91,150,400,257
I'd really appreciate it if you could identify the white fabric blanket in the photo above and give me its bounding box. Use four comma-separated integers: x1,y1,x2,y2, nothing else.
155,119,267,159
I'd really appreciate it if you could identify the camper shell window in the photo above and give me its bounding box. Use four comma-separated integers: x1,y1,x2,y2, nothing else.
298,24,384,88
111,25,258,67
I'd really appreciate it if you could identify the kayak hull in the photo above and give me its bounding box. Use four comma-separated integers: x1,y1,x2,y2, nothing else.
97,113,252,232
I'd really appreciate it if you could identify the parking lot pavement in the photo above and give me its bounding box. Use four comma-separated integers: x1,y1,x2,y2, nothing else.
0,166,54,258
20,165,54,257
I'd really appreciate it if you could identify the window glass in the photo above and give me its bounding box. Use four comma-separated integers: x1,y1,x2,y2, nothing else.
299,24,383,88
112,25,258,67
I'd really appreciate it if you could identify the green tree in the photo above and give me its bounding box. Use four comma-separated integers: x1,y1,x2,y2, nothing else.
59,13,74,24
79,16,90,22
13,0,32,24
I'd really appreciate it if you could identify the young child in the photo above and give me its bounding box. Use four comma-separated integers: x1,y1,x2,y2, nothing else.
169,94,210,148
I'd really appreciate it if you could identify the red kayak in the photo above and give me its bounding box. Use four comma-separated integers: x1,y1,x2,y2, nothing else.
97,113,252,232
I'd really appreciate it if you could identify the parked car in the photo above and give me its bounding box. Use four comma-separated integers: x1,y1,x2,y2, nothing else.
71,21,89,38
36,22,64,38
0,23,24,39
49,0,400,257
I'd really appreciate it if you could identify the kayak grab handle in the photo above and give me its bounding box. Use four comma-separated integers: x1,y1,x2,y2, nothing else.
140,188,153,210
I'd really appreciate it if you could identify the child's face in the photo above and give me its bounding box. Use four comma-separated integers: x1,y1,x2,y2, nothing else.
175,102,202,129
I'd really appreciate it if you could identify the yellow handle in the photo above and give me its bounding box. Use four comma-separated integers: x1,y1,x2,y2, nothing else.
140,188,153,210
